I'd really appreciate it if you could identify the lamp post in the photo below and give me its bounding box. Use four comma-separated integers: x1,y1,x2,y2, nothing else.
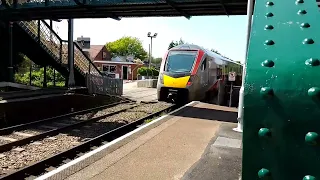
147,32,157,68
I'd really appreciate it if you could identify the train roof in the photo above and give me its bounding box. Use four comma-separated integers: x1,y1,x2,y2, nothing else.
170,44,242,66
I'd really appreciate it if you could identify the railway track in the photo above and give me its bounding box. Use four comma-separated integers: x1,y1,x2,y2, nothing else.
0,101,176,179
0,100,135,152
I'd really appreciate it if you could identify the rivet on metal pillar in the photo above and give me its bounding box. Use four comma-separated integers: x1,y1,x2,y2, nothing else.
8,21,14,82
242,0,320,177
68,19,75,88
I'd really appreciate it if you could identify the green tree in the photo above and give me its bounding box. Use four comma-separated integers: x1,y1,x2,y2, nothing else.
211,49,222,55
168,38,186,50
106,36,148,60
151,57,162,64
168,41,176,50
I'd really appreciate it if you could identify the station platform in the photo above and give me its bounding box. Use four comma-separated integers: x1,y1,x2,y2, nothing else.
122,81,157,102
39,101,242,180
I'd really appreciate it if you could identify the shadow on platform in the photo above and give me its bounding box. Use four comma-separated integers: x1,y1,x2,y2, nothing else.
172,105,238,123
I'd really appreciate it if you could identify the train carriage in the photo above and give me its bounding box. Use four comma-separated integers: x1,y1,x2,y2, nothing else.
157,44,242,104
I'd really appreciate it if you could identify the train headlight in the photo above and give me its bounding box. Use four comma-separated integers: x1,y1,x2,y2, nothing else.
160,75,164,84
187,75,194,86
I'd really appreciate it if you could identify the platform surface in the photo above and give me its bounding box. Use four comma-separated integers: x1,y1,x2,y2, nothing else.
122,81,157,102
64,102,242,180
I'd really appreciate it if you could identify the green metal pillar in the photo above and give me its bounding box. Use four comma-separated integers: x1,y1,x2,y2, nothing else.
243,0,320,179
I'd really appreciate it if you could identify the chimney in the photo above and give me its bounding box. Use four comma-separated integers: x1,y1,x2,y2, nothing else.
76,36,91,50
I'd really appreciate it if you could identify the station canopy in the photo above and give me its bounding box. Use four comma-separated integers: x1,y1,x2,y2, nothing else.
0,0,248,21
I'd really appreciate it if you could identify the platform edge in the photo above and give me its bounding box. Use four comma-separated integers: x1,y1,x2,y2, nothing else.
35,101,199,180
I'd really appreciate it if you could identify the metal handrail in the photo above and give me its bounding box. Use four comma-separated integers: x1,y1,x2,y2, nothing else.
18,20,103,79
73,42,104,76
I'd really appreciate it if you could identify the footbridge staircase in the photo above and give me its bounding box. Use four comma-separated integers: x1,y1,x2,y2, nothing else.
14,20,103,87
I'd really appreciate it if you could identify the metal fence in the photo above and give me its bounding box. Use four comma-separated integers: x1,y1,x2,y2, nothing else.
225,84,241,107
86,74,123,96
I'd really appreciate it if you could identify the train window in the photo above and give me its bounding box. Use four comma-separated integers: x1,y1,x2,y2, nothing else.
217,68,222,79
201,58,207,71
165,51,198,73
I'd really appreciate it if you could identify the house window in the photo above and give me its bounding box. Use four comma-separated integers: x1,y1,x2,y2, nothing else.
102,52,107,59
102,65,116,73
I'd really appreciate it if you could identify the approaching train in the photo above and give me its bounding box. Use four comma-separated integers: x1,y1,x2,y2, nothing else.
157,44,243,104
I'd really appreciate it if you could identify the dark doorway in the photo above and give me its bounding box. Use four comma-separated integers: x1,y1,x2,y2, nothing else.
122,66,128,80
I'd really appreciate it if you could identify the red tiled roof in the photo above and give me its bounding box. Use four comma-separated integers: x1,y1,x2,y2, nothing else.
89,45,104,59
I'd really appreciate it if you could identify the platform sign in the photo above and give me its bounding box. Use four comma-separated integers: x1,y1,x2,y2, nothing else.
228,72,236,81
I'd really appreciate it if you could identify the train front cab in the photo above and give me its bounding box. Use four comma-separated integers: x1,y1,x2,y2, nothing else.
157,49,206,104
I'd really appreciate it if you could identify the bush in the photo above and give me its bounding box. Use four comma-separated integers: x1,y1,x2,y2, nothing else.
15,67,65,87
151,67,159,76
137,67,159,76
137,67,147,76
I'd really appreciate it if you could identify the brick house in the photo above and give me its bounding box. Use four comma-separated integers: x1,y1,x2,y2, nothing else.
88,45,112,61
76,37,143,80
93,61,143,80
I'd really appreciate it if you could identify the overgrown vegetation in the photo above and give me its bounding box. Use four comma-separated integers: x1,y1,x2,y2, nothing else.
14,55,65,87
168,38,185,50
137,67,159,77
144,112,167,124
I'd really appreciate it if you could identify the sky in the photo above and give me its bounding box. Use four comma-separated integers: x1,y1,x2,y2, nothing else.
51,15,248,63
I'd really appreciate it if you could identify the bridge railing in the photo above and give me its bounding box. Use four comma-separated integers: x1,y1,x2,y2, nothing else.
18,20,103,78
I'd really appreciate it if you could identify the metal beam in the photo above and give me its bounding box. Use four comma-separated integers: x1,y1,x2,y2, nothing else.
73,0,84,6
67,19,75,87
165,0,191,19
8,22,13,82
89,8,121,21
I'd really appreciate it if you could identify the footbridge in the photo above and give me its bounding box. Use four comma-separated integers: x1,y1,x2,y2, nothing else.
1,0,248,20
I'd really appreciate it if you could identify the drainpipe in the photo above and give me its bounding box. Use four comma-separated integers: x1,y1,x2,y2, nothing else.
8,22,14,82
233,0,254,133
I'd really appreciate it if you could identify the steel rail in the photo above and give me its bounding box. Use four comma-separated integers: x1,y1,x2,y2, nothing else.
0,100,131,135
0,103,178,180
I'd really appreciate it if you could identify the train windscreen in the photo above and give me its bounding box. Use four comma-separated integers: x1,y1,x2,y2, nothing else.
165,51,197,73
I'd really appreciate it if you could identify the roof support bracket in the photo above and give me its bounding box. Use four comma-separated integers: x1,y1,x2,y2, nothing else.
111,16,121,21
220,0,230,16
73,0,85,6
165,0,191,19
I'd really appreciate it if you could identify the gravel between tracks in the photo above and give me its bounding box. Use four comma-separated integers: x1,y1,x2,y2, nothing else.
0,140,9,146
0,102,136,142
0,102,172,174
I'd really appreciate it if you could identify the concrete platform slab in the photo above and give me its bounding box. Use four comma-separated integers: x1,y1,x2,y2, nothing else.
60,102,242,180
182,122,242,180
122,82,157,102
